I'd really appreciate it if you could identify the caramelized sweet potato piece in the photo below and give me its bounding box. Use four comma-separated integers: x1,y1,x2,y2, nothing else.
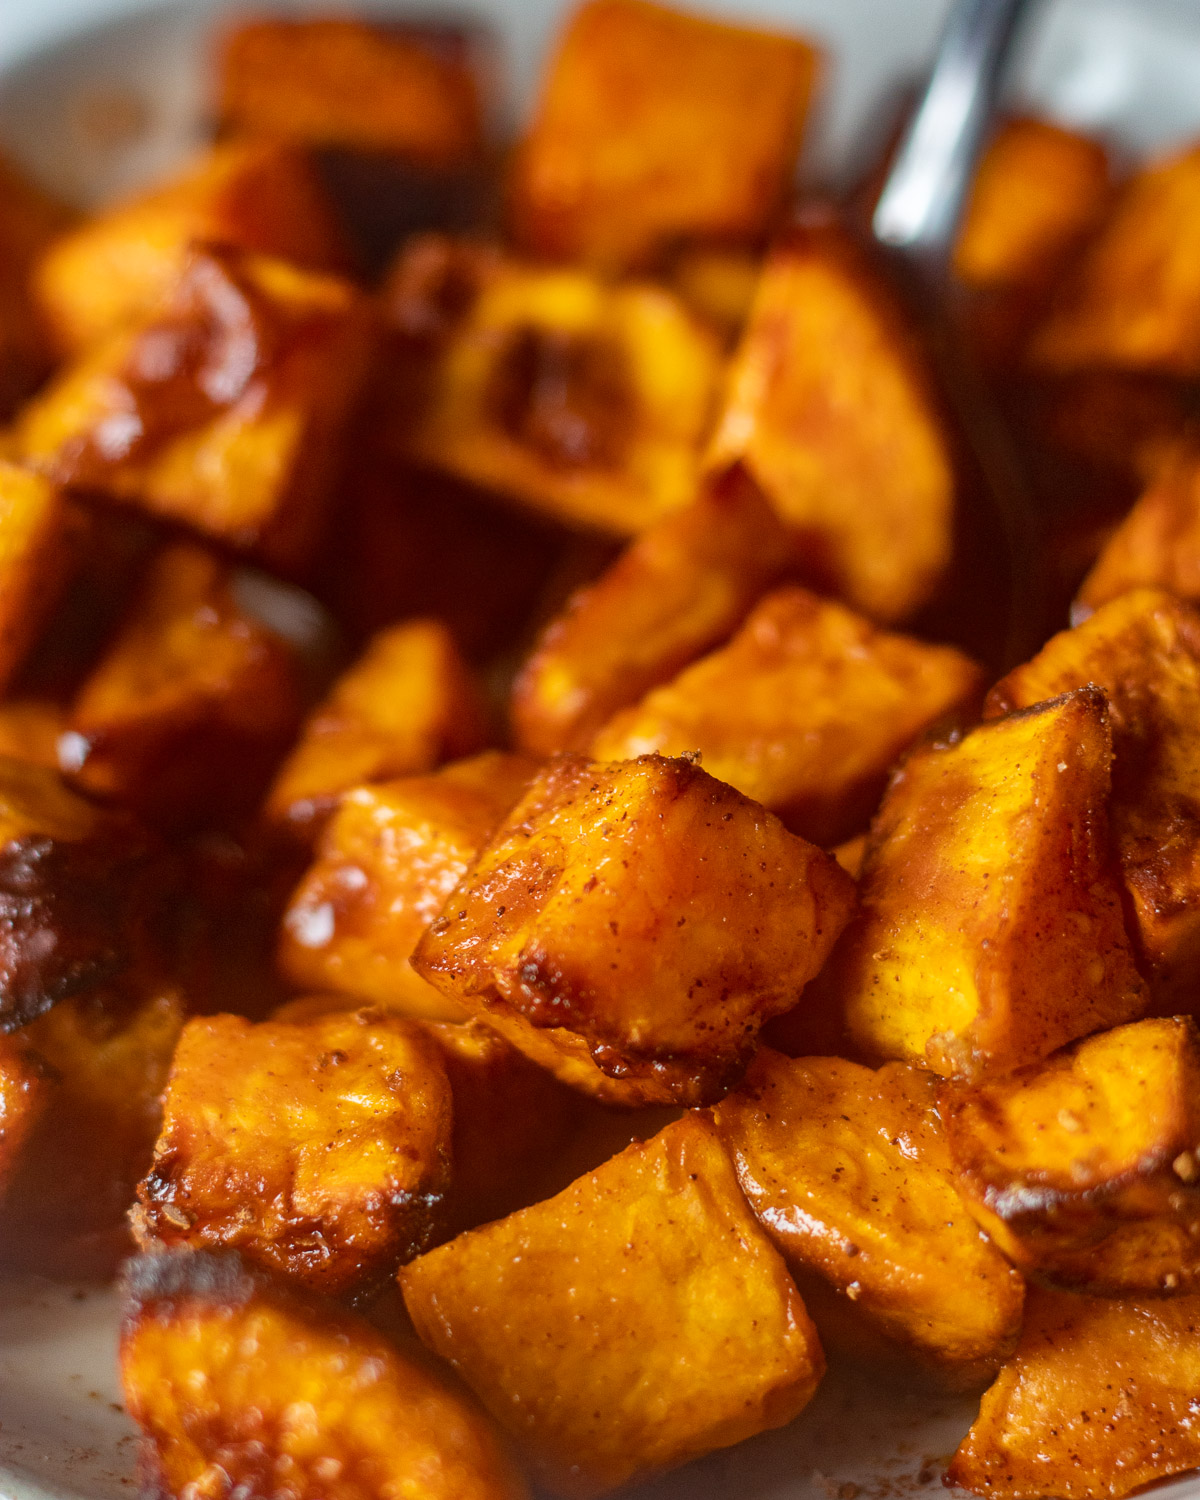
0,151,71,417
665,245,763,347
19,244,376,574
280,751,538,1022
401,1112,822,1497
713,1050,1023,1388
828,687,1146,1078
1077,444,1200,612
132,1007,452,1298
940,1016,1200,1296
0,699,65,769
264,619,488,840
987,588,1200,1002
0,1032,52,1200
32,140,348,354
592,586,984,844
413,752,856,1106
510,469,795,754
218,18,483,167
948,1288,1200,1499
509,0,819,270
706,212,955,623
121,1249,529,1500
60,543,305,830
1033,141,1200,375
0,463,81,693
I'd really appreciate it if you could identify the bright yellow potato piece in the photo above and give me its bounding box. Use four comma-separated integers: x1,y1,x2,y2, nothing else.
591,586,984,845
707,213,955,622
509,0,819,270
940,1016,1200,1296
948,1288,1200,1499
713,1049,1023,1388
279,751,538,1023
0,1033,52,1202
414,752,856,1106
264,619,488,840
830,687,1146,1079
121,1249,529,1500
511,470,795,754
401,1113,823,1498
987,588,1200,1002
32,139,348,354
1033,141,1200,375
0,463,80,693
19,245,375,574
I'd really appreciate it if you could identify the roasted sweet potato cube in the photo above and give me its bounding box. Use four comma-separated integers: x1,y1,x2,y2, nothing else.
401,1112,822,1497
59,543,305,830
1033,142,1200,376
591,586,984,845
940,1016,1200,1296
413,752,856,1106
218,18,484,167
828,687,1146,1079
665,245,763,347
31,140,348,354
948,1287,1200,1500
0,1033,53,1201
18,244,375,574
280,751,538,1022
0,152,70,417
0,463,81,693
706,213,955,623
397,255,723,536
987,588,1200,1002
132,1007,452,1298
511,470,795,754
1077,444,1200,612
713,1050,1023,1388
954,118,1112,365
264,619,488,840
121,1249,529,1500
0,700,66,769
509,0,819,270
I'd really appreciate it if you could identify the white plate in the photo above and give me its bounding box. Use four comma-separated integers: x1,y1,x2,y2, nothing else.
3,2,1200,1497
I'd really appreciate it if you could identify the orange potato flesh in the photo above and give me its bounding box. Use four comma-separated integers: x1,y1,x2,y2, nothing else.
401,1112,823,1498
18,244,376,575
706,212,955,623
413,752,856,1106
0,152,71,417
665,245,763,347
0,1032,53,1202
829,687,1146,1079
31,139,348,355
121,1248,529,1500
987,588,1200,1003
132,1007,452,1299
264,619,488,841
0,463,81,694
713,1050,1023,1388
0,699,65,769
279,751,539,1023
218,18,483,167
940,1016,1200,1296
510,468,796,754
509,0,819,271
591,585,984,845
948,1288,1200,1500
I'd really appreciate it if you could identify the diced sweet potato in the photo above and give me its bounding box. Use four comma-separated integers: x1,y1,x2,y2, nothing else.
0,463,81,693
510,469,795,754
713,1050,1023,1388
0,152,71,417
413,752,856,1106
131,1007,452,1298
591,586,984,845
121,1248,529,1500
827,687,1146,1079
280,751,538,1022
32,139,348,354
0,699,65,769
509,0,819,270
954,118,1112,365
59,543,305,831
18,244,376,574
401,1112,822,1497
264,619,488,840
665,245,763,346
940,1016,1200,1296
0,1033,53,1201
706,212,955,623
1033,142,1200,375
987,588,1200,1002
948,1288,1200,1499
1077,444,1200,612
